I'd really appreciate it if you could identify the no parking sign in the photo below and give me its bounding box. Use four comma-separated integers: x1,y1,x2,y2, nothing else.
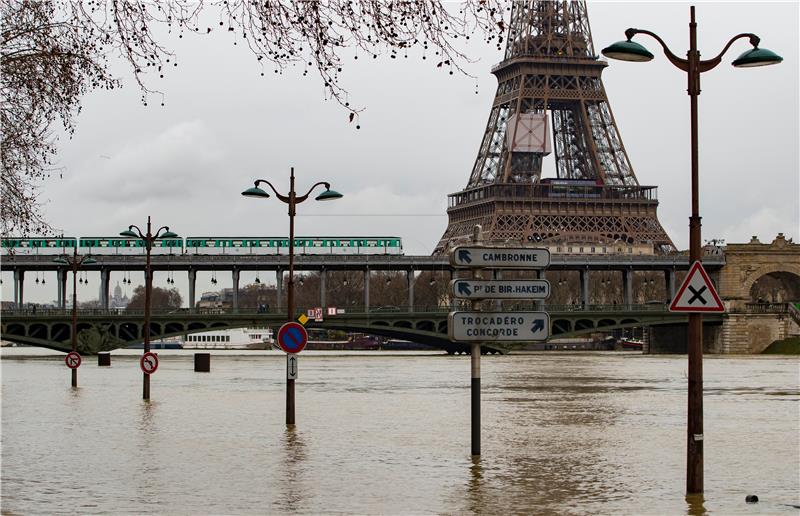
277,322,308,354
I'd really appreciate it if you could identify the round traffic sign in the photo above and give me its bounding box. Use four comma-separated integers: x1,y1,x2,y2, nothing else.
65,351,82,369
140,352,159,375
277,322,308,354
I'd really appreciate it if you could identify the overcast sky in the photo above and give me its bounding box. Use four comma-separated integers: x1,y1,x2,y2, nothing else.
4,2,798,304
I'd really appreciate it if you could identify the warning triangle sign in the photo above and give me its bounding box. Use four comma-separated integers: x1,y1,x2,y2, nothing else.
669,261,725,313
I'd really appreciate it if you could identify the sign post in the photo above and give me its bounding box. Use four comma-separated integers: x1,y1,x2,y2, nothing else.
449,234,551,457
277,321,308,425
448,312,551,341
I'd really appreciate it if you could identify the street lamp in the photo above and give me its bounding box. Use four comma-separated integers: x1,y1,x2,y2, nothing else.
120,216,178,400
602,6,782,494
53,250,96,388
242,167,342,425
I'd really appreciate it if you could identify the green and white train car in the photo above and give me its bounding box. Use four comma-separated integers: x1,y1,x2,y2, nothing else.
185,237,403,255
3,236,402,255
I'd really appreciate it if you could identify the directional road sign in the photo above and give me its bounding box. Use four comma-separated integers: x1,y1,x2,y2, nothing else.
140,352,159,375
450,246,550,269
450,279,550,300
448,311,550,342
669,261,724,313
277,322,308,354
65,351,82,369
287,354,298,379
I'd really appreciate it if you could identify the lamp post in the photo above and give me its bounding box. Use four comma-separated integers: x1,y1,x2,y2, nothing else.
53,249,96,388
120,216,178,400
242,167,342,425
602,6,782,494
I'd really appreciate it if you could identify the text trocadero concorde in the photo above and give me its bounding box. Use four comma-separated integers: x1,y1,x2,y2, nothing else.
448,311,550,342
449,246,550,269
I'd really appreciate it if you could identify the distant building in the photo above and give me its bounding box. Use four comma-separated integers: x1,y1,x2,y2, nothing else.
110,282,130,310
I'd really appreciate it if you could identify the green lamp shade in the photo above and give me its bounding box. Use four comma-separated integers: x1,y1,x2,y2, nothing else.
119,229,139,238
601,40,654,62
242,186,270,198
315,189,343,201
83,257,97,265
53,257,68,264
160,230,178,239
732,47,783,68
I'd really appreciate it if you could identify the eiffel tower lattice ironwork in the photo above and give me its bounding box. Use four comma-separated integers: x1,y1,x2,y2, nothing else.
434,0,675,255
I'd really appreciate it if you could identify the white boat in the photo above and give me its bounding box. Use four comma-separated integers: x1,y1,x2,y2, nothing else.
182,327,274,350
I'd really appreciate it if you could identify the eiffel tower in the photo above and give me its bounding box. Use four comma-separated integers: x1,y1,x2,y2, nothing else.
434,1,675,255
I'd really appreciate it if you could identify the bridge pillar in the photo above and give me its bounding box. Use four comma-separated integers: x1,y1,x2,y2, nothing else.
232,268,240,312
667,269,677,302
57,269,67,309
275,269,283,311
364,268,370,311
580,268,589,306
407,269,414,312
188,268,196,309
100,268,110,309
13,269,24,307
320,268,327,308
623,269,633,308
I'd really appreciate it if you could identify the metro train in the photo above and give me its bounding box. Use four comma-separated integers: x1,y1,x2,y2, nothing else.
1,236,404,256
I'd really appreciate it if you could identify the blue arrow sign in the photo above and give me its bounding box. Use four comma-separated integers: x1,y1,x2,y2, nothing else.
457,281,472,296
531,319,545,333
457,249,472,264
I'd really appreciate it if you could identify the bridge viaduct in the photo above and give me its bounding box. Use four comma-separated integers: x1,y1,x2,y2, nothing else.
2,234,798,354
4,253,722,311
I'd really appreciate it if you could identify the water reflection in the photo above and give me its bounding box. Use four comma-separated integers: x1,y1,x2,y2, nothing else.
135,401,161,498
467,456,484,514
272,426,308,513
685,493,707,515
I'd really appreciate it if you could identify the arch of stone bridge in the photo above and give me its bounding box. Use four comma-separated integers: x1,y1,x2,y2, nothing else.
743,267,800,302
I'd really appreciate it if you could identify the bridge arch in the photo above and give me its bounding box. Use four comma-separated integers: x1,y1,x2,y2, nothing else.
746,268,800,303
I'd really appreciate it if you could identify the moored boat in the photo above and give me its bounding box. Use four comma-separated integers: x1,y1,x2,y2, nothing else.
183,327,274,350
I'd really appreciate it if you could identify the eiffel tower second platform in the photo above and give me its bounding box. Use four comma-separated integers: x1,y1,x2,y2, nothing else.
434,1,674,255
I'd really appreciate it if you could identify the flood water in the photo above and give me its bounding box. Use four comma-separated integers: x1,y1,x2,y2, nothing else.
1,348,798,515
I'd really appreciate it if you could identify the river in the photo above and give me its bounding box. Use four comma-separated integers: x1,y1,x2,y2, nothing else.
2,348,798,514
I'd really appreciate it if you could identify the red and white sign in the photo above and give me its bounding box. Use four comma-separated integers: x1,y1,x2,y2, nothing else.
669,261,724,313
314,307,323,321
140,352,159,375
326,307,337,316
277,322,308,354
65,351,82,369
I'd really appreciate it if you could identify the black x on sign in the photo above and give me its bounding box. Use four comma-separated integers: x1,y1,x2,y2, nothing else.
669,261,724,313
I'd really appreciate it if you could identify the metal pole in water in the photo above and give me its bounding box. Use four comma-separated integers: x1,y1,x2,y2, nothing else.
470,225,483,457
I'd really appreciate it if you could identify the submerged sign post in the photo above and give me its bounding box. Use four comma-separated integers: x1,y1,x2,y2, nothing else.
449,239,552,458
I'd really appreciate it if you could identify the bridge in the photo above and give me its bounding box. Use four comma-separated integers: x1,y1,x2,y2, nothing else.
2,234,798,354
0,304,725,355
3,252,725,311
